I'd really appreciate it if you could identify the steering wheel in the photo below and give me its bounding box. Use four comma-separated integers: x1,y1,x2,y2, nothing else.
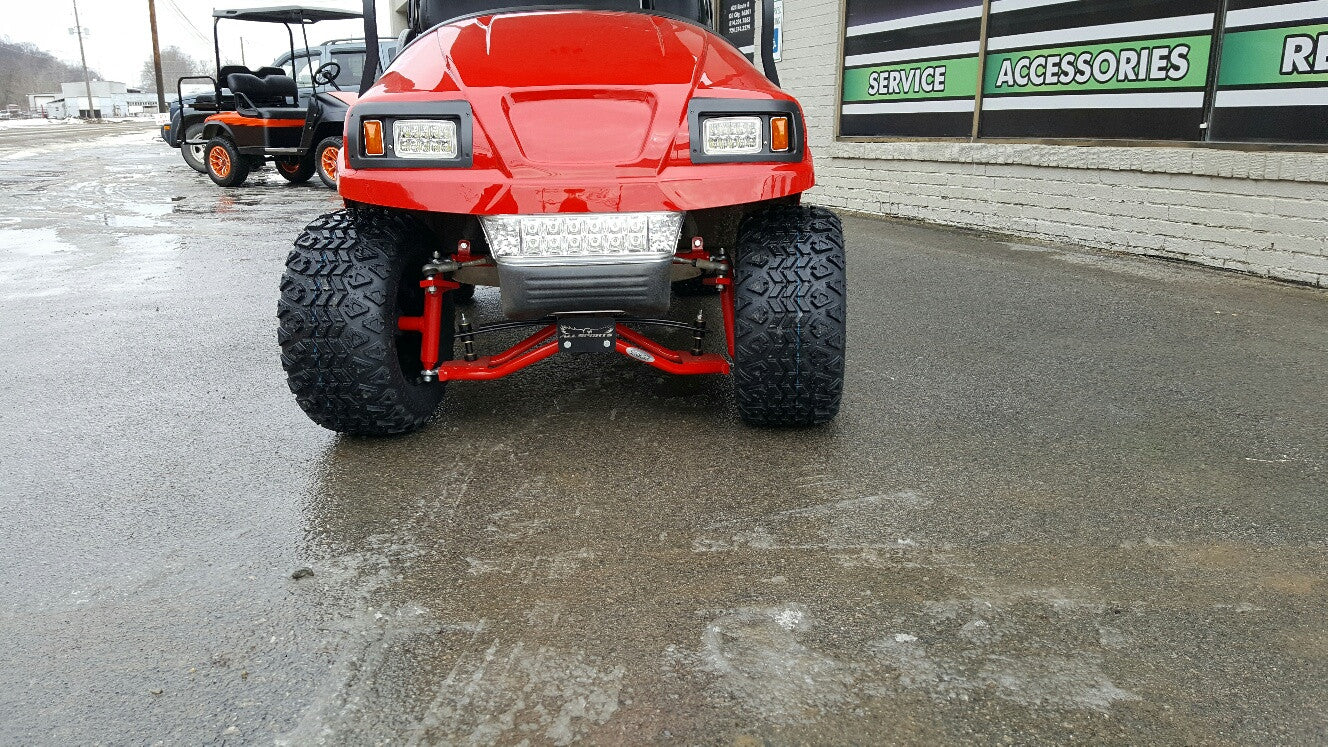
312,61,342,90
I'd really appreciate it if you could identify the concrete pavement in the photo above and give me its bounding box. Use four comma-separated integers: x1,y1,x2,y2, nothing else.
0,122,1325,744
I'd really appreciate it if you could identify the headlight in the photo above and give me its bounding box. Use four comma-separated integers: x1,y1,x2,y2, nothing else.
393,119,458,159
702,116,762,156
482,212,684,264
345,101,473,169
688,99,804,164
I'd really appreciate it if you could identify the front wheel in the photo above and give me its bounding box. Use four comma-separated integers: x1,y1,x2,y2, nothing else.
180,123,207,173
278,208,454,436
205,137,249,188
731,205,846,427
314,135,342,189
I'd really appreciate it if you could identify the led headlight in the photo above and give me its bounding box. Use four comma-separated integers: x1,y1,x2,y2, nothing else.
481,212,684,263
393,119,458,159
701,116,762,156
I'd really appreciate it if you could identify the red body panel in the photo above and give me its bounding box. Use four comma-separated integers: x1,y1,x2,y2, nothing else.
338,10,814,214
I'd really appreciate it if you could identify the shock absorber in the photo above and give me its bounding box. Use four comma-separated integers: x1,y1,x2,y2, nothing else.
692,309,706,356
458,312,478,362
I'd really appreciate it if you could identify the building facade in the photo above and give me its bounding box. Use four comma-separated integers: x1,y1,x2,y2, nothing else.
43,81,164,119
774,0,1328,288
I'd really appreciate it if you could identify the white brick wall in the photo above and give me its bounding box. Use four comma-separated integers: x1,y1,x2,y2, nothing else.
774,2,1328,288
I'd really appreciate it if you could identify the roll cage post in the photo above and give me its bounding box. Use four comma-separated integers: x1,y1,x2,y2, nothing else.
758,0,778,86
361,0,381,95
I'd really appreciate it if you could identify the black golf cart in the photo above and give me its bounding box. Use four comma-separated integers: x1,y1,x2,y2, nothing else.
181,5,372,188
164,35,393,176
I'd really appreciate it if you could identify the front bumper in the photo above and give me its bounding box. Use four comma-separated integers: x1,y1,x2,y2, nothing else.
482,211,682,320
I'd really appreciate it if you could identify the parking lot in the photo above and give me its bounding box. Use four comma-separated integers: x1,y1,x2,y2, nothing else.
1,122,1325,743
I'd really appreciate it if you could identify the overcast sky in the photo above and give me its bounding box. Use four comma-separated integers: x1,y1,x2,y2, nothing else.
4,0,391,87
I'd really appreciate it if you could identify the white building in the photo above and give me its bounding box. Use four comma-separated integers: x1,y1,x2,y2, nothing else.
42,81,165,119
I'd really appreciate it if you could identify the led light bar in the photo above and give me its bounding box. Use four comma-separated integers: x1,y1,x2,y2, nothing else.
481,212,684,264
701,116,762,155
393,119,458,159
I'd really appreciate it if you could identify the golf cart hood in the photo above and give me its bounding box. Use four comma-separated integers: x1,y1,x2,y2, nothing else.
337,10,814,214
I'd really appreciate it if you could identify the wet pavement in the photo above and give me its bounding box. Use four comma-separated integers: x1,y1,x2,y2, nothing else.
1,122,1326,745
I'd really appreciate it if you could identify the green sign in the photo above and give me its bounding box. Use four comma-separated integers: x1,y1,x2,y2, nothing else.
839,0,984,137
843,56,980,103
1218,23,1328,86
837,0,1327,145
984,36,1212,95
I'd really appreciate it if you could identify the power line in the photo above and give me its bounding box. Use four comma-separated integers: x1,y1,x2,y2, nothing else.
165,0,210,45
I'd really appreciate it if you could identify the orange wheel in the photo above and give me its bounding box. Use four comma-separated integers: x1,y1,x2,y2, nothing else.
204,137,249,188
314,135,342,189
320,146,338,181
209,147,231,179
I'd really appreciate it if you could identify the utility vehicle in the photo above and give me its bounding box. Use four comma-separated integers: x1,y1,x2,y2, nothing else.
278,0,846,435
190,6,377,188
163,36,395,177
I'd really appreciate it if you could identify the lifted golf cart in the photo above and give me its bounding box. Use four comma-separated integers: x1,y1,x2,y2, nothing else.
192,5,371,188
278,0,846,435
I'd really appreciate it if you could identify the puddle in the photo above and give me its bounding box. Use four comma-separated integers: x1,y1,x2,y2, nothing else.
0,227,77,256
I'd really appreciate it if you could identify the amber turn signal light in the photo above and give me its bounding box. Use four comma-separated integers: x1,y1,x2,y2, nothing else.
363,120,385,156
770,116,790,152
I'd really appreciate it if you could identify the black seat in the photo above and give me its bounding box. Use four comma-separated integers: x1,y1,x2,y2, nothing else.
253,77,306,119
219,65,251,83
227,72,300,112
254,66,286,78
264,74,298,100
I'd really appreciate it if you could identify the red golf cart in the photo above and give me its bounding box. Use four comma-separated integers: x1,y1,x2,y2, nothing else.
278,0,846,434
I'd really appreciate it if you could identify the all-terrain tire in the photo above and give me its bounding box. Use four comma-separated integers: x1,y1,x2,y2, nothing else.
314,135,342,189
205,137,249,187
732,205,846,426
278,208,454,436
275,155,315,184
180,123,207,173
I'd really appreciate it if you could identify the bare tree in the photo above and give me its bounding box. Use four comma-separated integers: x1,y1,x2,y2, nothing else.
140,46,207,92
0,38,102,110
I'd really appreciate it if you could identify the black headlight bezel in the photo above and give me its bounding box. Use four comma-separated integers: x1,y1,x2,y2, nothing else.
687,98,805,165
346,101,474,169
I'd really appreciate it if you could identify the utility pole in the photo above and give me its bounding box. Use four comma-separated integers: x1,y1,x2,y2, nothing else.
71,0,95,119
147,0,166,113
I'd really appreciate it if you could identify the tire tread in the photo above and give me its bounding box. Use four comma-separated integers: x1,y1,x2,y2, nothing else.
732,204,846,426
277,207,447,436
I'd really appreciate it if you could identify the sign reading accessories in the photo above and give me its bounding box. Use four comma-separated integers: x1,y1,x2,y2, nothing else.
981,0,1216,140
838,0,1328,145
